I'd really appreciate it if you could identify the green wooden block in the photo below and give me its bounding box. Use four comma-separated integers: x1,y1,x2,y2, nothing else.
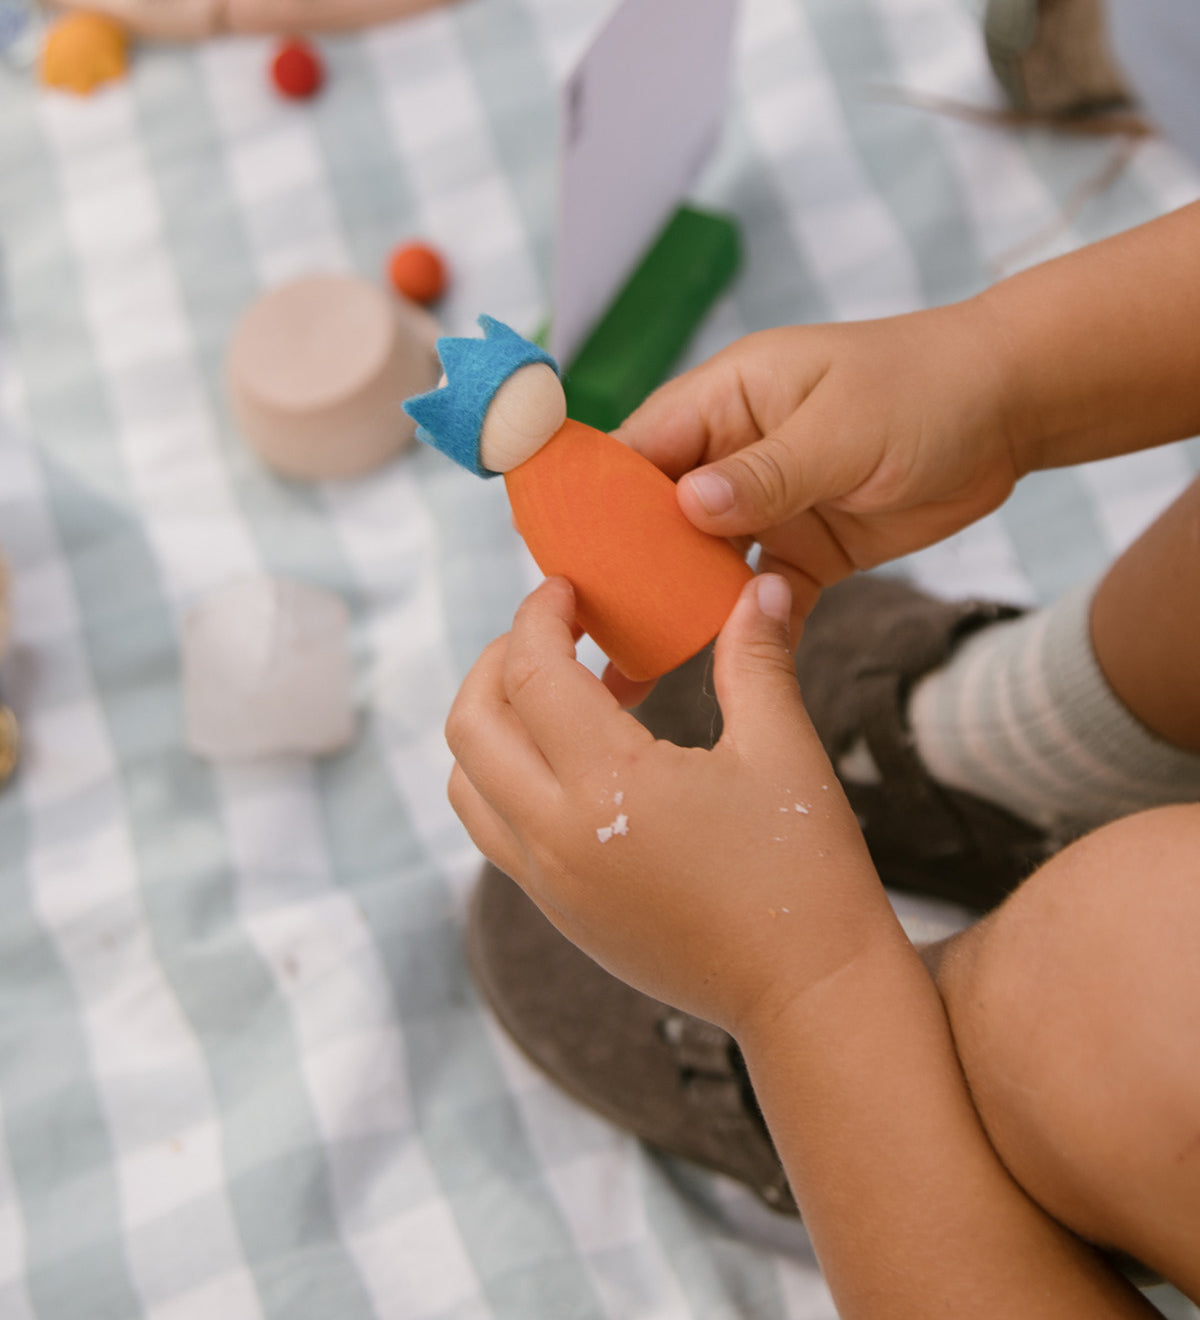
561,205,740,432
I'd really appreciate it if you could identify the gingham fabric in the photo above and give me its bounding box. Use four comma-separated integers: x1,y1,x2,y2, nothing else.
1,2,1198,1317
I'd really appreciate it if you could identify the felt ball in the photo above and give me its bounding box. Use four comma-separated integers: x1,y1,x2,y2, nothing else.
40,11,129,95
388,242,448,305
271,38,323,98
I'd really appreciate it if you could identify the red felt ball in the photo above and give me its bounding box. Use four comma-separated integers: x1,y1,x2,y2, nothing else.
271,39,323,99
387,242,448,305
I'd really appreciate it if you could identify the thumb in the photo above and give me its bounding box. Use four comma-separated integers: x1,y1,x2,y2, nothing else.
712,574,808,751
677,416,859,537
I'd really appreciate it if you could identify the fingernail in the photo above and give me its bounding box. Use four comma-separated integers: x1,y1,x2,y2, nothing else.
755,574,791,623
685,469,734,516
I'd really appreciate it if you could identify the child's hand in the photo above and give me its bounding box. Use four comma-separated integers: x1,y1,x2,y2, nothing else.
446,574,889,1037
615,298,1021,632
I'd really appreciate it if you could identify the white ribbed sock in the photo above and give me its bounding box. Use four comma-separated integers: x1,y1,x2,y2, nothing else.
896,581,1200,836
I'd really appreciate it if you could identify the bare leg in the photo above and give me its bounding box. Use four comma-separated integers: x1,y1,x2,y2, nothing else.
1091,475,1200,750
925,805,1200,1298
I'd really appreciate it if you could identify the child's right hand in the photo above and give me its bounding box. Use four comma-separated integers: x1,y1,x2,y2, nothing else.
615,296,1023,630
446,573,895,1038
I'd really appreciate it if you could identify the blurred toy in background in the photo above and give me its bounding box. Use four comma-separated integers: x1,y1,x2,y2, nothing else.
387,240,449,306
36,0,458,92
269,35,323,98
39,8,128,93
404,317,753,683
45,0,217,40
36,0,460,93
224,0,456,33
985,0,1130,119
227,271,442,481
43,0,458,40
182,576,356,761
0,555,19,785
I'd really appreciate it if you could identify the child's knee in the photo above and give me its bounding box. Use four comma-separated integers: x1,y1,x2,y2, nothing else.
934,806,1200,1259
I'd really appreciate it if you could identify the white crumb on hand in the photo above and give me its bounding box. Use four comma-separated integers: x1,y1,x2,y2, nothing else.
596,812,629,843
614,790,624,806
793,802,809,814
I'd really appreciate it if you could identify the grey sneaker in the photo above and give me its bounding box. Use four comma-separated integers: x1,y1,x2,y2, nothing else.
795,574,1061,911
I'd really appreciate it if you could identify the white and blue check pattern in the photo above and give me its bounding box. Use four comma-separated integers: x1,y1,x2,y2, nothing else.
1,1,1198,1316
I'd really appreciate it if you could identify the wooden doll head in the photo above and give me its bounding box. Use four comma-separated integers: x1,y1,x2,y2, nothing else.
477,363,565,473
404,316,563,476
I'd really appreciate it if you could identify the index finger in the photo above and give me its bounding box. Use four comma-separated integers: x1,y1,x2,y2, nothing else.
612,328,827,478
504,577,653,779
612,365,728,479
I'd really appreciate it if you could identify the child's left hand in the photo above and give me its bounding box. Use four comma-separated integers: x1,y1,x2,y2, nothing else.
446,573,892,1037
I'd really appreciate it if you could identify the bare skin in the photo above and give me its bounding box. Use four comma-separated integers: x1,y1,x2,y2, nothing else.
448,576,1180,1315
928,807,1200,1298
448,201,1200,1313
917,462,1200,1295
614,200,1200,638
1091,477,1200,751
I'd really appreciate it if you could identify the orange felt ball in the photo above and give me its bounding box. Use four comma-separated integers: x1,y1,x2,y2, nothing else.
271,38,323,98
388,242,448,305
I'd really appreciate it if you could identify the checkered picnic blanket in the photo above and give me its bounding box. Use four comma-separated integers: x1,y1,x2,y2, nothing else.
1,1,1198,1316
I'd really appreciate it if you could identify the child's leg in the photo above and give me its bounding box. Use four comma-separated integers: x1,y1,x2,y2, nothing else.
926,804,1200,1295
901,476,1200,836
1090,475,1200,750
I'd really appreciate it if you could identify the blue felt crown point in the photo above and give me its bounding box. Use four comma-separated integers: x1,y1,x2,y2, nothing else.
403,316,559,477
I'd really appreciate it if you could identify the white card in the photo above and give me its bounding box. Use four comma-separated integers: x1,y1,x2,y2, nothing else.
550,0,739,365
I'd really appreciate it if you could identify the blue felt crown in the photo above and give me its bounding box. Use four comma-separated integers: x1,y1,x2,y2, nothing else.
403,315,559,477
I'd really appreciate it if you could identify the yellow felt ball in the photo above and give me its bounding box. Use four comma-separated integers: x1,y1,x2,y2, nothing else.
40,11,130,95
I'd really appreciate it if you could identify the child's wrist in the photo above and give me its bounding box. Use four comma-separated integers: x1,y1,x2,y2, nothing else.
727,867,903,1047
960,288,1042,481
732,907,921,1094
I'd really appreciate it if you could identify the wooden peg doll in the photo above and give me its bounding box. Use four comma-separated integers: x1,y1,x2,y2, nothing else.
404,316,752,683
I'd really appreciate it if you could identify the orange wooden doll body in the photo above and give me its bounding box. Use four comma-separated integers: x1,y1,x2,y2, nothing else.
506,419,752,681
405,316,751,682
